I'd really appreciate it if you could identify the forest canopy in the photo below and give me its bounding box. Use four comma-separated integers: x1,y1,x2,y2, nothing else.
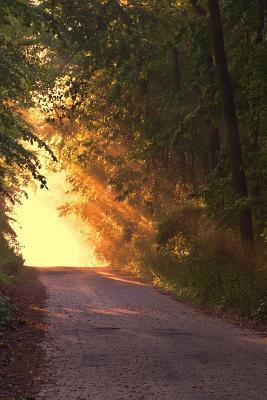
0,0,266,320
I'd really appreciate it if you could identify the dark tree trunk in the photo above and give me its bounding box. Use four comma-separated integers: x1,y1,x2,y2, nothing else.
202,151,210,177
207,0,255,263
209,128,220,170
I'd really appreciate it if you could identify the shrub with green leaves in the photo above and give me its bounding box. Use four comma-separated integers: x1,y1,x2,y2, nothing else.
0,295,13,324
142,246,267,321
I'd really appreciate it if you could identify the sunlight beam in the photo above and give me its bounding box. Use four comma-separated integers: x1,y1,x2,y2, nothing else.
12,170,104,268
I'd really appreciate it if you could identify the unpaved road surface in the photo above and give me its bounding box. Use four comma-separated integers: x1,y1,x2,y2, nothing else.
36,267,266,400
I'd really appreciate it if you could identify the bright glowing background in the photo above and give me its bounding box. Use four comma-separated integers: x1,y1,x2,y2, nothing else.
12,169,104,267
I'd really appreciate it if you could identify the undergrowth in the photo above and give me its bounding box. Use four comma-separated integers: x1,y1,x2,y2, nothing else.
140,248,267,321
118,207,267,321
0,237,24,324
0,295,14,324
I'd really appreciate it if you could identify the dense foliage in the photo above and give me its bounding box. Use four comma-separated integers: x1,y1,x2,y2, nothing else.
0,0,266,319
37,0,266,318
0,0,55,291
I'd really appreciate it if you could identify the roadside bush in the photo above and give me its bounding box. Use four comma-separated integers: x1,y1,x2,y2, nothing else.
0,295,14,324
0,235,23,324
126,205,267,321
0,237,23,284
140,241,267,320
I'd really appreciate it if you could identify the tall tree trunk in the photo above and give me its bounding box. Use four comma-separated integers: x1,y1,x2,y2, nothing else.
207,0,255,263
202,151,210,177
209,128,220,170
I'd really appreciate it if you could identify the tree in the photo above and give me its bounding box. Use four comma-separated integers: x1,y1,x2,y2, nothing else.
0,0,56,274
30,0,266,317
207,0,255,263
0,0,56,202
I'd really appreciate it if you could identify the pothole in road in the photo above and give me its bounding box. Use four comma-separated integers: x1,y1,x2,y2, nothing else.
93,326,121,333
151,329,191,337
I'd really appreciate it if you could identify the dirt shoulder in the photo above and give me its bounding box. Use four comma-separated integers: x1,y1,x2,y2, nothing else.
0,268,47,400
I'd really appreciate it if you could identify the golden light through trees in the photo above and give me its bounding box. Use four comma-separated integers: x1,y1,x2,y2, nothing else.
12,169,103,268
0,0,265,328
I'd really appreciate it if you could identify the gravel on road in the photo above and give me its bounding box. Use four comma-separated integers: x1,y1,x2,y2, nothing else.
36,267,267,400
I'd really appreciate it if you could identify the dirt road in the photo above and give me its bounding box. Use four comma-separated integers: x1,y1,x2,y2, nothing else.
36,267,266,400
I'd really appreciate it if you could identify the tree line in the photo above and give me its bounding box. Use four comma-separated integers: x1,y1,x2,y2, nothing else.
0,1,266,319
